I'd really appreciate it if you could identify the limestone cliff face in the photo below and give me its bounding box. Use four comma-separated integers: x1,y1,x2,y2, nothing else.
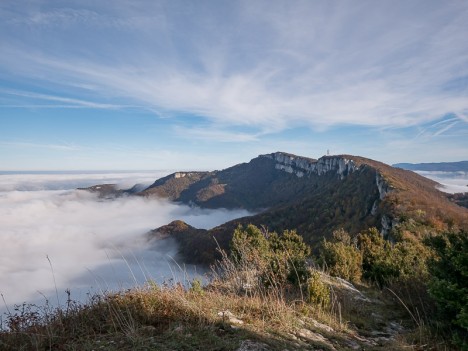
261,152,359,179
262,152,394,201
261,152,400,235
371,172,395,225
375,172,393,200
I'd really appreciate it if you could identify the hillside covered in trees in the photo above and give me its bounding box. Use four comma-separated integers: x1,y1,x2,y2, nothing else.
144,152,468,264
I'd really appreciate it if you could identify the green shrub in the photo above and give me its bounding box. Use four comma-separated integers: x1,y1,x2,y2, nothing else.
358,227,431,286
270,229,311,285
357,227,400,286
392,238,429,279
231,224,271,265
319,227,430,287
307,270,330,308
189,278,204,295
230,224,311,288
426,230,468,348
319,229,363,283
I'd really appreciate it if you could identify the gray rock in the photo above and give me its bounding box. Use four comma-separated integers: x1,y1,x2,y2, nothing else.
296,329,336,350
236,340,271,351
218,310,244,325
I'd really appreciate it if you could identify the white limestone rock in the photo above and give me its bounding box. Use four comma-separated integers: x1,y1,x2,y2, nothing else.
262,152,358,179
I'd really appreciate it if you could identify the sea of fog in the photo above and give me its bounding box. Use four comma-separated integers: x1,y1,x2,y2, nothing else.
1,169,465,315
0,171,251,313
416,171,468,194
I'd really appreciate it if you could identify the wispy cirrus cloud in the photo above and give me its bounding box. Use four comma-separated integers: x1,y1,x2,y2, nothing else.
1,0,467,138
1,90,136,109
432,121,459,137
173,126,260,143
0,141,81,151
413,116,465,139
5,5,162,31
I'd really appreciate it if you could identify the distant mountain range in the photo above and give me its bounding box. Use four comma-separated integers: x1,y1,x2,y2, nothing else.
80,152,468,264
393,161,468,172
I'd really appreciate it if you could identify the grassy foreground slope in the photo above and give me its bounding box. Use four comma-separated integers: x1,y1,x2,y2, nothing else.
0,231,435,351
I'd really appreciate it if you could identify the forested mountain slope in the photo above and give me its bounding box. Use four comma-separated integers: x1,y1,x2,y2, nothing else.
146,152,468,264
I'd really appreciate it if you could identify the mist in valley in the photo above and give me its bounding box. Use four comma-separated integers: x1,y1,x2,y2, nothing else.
0,172,251,312
417,171,468,193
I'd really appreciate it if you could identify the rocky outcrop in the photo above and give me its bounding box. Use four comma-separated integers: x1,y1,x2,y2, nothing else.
381,215,399,240
261,152,358,179
140,171,210,200
77,184,126,198
375,172,393,200
262,153,396,211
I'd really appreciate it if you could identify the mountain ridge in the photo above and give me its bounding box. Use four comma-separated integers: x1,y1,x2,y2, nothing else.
139,152,397,210
141,152,468,264
77,151,468,265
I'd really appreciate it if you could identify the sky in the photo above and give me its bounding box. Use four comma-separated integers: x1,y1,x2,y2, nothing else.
1,0,468,170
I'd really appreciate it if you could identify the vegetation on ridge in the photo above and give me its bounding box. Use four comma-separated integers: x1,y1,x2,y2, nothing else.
2,224,467,350
147,153,468,267
426,230,468,348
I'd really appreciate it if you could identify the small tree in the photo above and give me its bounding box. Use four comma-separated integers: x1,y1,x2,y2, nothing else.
358,227,399,287
426,230,468,348
307,270,330,308
270,229,311,285
319,229,363,283
231,224,271,265
230,225,311,288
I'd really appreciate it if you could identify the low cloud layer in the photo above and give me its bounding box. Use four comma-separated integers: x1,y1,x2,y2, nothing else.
0,170,169,192
0,172,251,311
417,171,468,194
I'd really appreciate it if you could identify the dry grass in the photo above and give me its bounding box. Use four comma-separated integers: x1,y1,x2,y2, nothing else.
0,282,334,350
0,244,450,351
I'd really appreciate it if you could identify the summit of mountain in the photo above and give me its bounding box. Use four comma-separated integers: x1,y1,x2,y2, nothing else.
144,152,468,264
140,152,387,209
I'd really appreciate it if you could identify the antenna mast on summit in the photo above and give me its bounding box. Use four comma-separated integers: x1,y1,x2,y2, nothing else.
327,149,330,156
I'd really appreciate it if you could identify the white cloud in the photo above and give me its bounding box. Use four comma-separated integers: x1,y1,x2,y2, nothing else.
0,171,169,191
1,0,467,136
417,171,468,194
0,173,251,310
174,126,260,142
0,90,136,109
0,141,80,151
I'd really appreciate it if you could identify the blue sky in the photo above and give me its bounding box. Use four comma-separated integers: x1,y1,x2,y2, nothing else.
1,0,467,170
